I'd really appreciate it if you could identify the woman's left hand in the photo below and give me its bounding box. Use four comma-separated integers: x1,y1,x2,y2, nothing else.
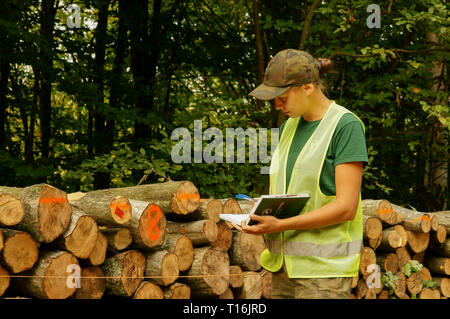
232,214,283,235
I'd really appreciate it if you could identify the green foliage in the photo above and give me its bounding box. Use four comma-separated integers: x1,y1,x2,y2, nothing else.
381,271,399,292
422,279,438,289
403,260,423,277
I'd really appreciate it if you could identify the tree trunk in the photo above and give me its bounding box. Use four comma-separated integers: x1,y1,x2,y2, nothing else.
133,281,164,299
395,247,411,272
163,282,191,299
13,250,79,299
101,250,146,297
229,231,265,271
234,271,262,299
362,199,402,225
428,212,450,233
434,277,450,298
184,246,230,297
431,225,447,246
0,192,24,226
430,237,450,257
73,266,105,299
423,255,450,276
0,228,39,273
100,227,132,251
406,271,423,295
38,0,57,159
13,184,72,243
161,233,194,271
393,271,407,298
68,191,132,225
144,250,179,286
359,246,376,278
166,220,217,246
379,227,403,250
390,203,432,233
355,278,367,299
218,287,234,299
53,207,98,259
419,287,441,299
250,0,265,111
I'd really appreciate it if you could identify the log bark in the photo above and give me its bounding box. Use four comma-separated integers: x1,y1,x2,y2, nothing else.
13,184,72,243
100,227,132,251
163,282,191,299
210,221,232,251
234,271,262,299
362,215,383,240
428,212,450,233
220,198,243,214
133,281,164,299
196,198,222,223
53,207,98,259
69,190,132,225
144,250,179,286
376,253,398,273
260,270,272,299
406,230,430,253
162,233,194,271
431,225,447,245
430,237,450,257
0,228,39,273
423,255,450,276
0,192,24,226
73,266,105,299
359,246,376,278
390,203,431,233
434,277,450,297
13,250,79,299
101,250,146,297
362,199,402,225
406,271,423,295
84,231,107,266
166,220,217,246
229,231,265,271
184,246,230,297
419,288,441,299
229,265,243,288
0,264,9,297
73,180,200,217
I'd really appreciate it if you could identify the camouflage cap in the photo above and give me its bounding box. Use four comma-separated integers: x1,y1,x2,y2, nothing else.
248,49,320,100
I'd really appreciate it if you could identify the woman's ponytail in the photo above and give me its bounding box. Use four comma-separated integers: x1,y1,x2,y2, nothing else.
316,58,334,75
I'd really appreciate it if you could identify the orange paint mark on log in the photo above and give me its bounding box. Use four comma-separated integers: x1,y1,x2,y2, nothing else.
114,207,125,219
199,198,208,203
378,207,393,215
421,215,430,221
109,203,130,211
407,215,430,224
177,193,200,201
147,204,161,241
39,197,67,204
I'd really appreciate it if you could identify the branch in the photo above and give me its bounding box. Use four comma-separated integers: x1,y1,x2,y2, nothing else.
298,0,321,51
328,48,449,60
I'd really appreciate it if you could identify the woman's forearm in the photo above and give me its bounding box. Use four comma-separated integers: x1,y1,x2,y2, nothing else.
276,199,355,232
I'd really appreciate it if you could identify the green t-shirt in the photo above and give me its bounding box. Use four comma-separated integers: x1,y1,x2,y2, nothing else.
279,112,369,196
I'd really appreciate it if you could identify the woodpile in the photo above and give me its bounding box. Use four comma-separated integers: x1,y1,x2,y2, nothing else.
0,181,266,299
352,199,449,299
0,182,448,300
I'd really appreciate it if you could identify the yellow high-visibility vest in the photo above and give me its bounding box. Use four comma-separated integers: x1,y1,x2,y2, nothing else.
260,101,365,278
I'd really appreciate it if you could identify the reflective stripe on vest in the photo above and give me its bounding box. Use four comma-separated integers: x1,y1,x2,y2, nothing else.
260,100,365,278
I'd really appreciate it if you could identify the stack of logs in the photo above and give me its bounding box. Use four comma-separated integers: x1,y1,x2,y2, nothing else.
353,199,449,299
0,182,448,299
0,181,270,299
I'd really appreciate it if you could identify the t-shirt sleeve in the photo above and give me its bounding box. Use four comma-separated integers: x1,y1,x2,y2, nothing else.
332,115,369,168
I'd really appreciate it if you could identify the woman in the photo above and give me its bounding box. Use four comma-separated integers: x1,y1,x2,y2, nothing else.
233,49,369,299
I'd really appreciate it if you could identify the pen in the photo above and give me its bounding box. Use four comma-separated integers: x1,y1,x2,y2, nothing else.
235,194,256,202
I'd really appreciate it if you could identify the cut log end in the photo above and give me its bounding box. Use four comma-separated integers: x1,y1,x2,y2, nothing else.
0,265,10,297
229,265,243,288
36,184,73,243
359,247,376,278
138,203,167,248
435,225,447,244
210,221,232,251
2,230,39,273
0,193,24,226
164,283,191,299
87,231,108,266
206,199,222,223
173,235,194,271
170,181,200,215
109,196,131,224
120,251,146,296
419,288,441,299
65,215,98,259
160,253,179,286
203,220,219,242
365,217,383,240
43,252,79,299
74,267,105,299
201,247,230,295
133,282,164,299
